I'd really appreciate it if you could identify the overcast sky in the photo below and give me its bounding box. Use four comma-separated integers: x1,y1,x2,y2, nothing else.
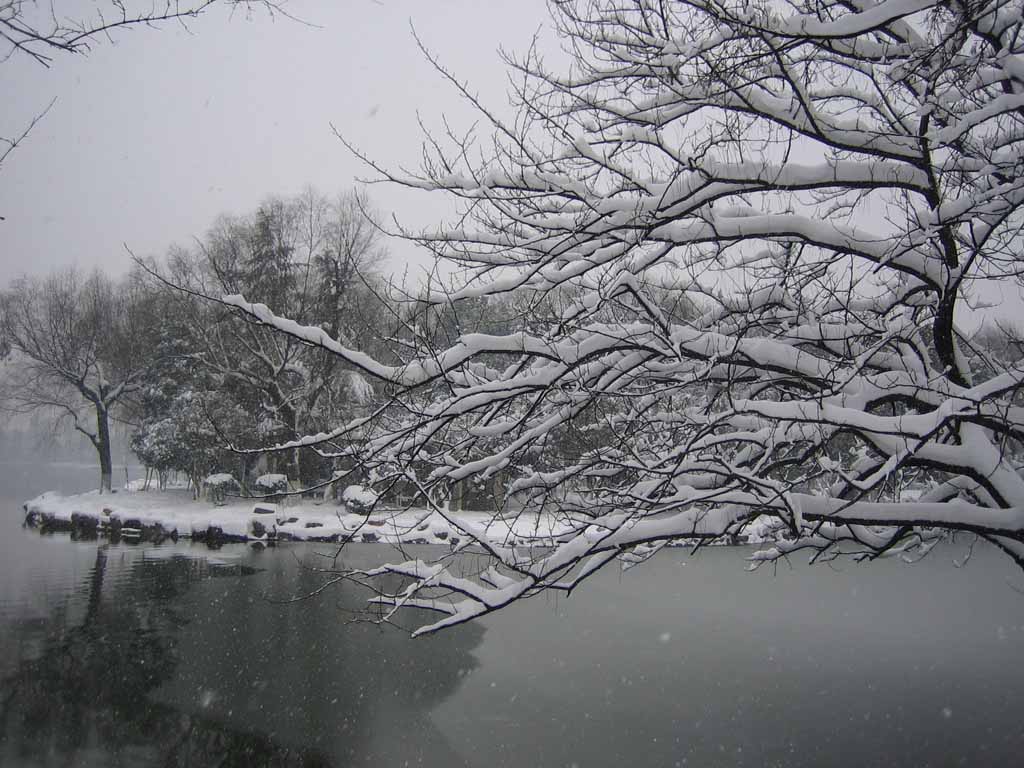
0,0,554,288
2,0,1018,331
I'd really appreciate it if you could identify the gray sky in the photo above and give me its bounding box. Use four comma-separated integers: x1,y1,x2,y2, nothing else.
1,1,1016,330
0,0,553,287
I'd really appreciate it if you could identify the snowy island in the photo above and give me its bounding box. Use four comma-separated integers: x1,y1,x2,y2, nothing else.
21,484,580,549
21,485,777,549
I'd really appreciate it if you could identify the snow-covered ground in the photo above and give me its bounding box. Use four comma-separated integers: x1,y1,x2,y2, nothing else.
23,485,785,550
22,487,576,547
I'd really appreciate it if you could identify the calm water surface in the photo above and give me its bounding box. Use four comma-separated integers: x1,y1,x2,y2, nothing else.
2,462,1023,767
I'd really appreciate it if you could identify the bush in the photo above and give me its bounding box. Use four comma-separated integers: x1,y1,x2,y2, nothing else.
254,473,289,497
342,485,379,515
203,473,239,506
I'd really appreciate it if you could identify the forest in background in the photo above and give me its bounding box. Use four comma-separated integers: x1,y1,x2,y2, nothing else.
0,186,561,504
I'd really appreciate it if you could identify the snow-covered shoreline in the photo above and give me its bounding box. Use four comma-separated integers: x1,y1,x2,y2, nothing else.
21,488,571,548
23,488,782,550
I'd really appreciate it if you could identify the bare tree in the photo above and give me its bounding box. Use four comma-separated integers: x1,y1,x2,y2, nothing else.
0,268,159,492
228,0,1024,633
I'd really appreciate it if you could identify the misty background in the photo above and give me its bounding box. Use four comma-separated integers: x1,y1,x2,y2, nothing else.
0,0,553,286
0,1,558,458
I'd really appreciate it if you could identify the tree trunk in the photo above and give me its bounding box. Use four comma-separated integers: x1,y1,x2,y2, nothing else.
492,471,504,510
239,455,249,496
96,407,113,494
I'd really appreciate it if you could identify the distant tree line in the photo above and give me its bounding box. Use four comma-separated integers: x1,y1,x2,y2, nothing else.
0,188,394,493
0,183,700,499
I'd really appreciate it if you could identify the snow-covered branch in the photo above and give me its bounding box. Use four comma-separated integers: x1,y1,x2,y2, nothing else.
250,0,1024,632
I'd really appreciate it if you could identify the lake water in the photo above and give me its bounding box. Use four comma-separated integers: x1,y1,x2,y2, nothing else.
2,462,1024,767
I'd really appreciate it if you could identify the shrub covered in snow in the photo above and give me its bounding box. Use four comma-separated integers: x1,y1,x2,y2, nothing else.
203,473,239,506
342,485,378,514
255,473,289,496
132,387,254,496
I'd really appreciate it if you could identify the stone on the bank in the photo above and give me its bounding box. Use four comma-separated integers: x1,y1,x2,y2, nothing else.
250,518,267,538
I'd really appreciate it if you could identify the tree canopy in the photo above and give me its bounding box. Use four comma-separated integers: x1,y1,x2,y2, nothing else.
131,188,388,488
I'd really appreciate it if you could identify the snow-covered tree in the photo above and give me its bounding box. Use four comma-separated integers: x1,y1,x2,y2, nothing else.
153,188,388,485
228,0,1024,633
131,385,252,493
0,268,162,492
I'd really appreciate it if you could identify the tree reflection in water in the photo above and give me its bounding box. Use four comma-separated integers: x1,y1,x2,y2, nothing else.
0,544,484,767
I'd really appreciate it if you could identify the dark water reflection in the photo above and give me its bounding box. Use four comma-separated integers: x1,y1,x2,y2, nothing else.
1,464,482,767
3,463,1024,767
0,539,483,767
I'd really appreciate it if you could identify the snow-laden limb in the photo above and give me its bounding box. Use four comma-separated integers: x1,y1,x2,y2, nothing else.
228,0,1024,632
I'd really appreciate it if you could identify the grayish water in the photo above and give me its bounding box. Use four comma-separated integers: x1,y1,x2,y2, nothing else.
2,462,1023,767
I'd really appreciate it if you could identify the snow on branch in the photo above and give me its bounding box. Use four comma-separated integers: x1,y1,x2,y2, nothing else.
265,0,1024,633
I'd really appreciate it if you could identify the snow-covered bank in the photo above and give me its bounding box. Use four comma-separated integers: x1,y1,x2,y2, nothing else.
22,488,574,548
23,488,784,550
